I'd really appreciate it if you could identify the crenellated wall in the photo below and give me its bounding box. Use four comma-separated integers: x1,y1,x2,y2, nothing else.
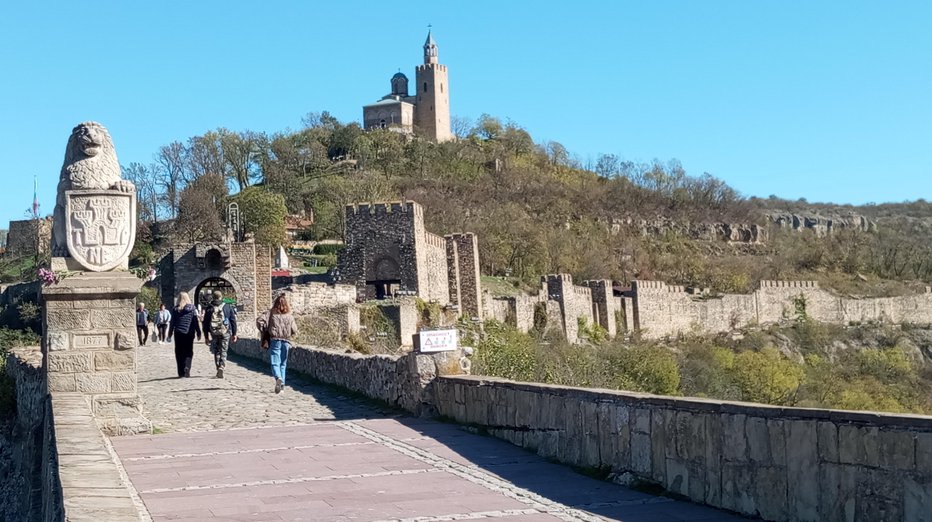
337,201,482,317
633,280,932,339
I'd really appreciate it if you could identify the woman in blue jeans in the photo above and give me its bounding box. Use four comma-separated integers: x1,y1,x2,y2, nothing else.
259,294,298,394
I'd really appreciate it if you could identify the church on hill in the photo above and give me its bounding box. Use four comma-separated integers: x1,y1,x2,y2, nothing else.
362,31,453,142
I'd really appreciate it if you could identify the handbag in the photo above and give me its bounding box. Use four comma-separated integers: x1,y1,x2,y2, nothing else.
260,328,270,350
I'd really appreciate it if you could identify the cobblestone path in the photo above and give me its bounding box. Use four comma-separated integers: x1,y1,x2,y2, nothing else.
110,345,745,521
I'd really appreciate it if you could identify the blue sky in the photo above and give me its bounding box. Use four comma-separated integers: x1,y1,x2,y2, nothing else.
1,1,930,228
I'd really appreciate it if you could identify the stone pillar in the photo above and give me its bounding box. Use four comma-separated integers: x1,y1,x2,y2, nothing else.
383,298,419,349
42,271,150,435
584,279,617,338
450,233,482,320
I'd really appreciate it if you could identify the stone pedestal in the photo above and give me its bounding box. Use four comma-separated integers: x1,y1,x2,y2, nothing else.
42,268,151,435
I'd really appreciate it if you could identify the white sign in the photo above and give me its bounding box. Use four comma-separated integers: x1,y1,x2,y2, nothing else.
417,329,458,353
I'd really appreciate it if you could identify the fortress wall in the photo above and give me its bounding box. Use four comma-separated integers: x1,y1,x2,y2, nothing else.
340,202,420,299
447,233,482,318
584,280,617,337
631,280,701,338
435,375,932,522
543,274,594,343
420,231,450,304
633,280,932,339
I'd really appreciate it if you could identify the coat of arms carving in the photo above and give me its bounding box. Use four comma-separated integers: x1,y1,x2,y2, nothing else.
65,189,136,271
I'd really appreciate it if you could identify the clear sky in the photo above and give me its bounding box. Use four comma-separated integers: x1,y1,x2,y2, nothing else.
1,1,930,228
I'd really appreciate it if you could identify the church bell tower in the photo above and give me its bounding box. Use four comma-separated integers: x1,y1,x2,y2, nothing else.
414,30,452,142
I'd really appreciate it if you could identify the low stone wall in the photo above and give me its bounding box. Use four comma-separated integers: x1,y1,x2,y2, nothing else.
2,347,141,521
432,376,932,522
283,282,356,314
231,337,467,415
2,347,48,519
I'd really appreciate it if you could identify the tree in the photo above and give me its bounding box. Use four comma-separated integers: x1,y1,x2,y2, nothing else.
175,174,228,242
220,129,266,191
155,141,188,218
122,162,159,225
235,186,287,246
186,131,225,181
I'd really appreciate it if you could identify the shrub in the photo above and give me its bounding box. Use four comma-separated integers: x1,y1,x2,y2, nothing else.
313,243,344,256
732,348,803,405
473,321,536,382
604,344,681,395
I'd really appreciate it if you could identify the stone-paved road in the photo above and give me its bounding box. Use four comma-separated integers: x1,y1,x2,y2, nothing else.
110,344,748,521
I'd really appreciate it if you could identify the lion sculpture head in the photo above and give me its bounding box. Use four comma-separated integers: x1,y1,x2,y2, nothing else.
60,121,121,190
52,122,135,257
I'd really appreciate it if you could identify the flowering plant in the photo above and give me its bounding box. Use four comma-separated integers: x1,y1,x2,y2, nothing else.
38,267,73,286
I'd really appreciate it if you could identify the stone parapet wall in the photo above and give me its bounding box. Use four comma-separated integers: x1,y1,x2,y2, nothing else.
0,280,41,308
2,347,47,519
3,348,141,521
49,393,142,520
432,375,932,522
230,337,468,415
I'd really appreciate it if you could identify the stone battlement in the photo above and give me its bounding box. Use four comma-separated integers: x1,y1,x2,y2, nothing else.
345,200,421,217
759,280,820,289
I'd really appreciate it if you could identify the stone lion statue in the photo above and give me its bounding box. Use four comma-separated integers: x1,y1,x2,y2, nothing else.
52,121,135,256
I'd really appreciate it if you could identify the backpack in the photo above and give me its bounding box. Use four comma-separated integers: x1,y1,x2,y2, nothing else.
209,304,229,336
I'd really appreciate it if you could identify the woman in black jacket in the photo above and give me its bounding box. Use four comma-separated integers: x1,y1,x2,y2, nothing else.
167,291,202,378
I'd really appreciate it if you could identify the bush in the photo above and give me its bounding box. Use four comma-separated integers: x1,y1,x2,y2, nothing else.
313,243,344,256
604,344,681,395
473,321,537,382
732,348,804,405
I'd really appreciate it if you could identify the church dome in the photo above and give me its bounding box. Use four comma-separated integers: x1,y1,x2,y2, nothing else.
390,72,409,97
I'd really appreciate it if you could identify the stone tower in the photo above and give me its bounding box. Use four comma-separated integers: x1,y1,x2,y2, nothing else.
414,31,452,142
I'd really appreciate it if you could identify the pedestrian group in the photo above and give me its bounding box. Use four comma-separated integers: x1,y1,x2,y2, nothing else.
140,290,297,394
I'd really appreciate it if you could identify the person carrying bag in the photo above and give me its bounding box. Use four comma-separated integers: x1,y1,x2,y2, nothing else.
257,294,297,395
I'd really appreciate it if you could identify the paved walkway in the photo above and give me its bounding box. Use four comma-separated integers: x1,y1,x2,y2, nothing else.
110,345,747,522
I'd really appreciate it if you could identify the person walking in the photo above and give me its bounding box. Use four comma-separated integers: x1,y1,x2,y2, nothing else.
203,290,237,379
136,303,150,346
168,292,201,378
155,304,171,344
257,293,298,394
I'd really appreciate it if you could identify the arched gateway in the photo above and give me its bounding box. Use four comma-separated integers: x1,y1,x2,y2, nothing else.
158,240,271,337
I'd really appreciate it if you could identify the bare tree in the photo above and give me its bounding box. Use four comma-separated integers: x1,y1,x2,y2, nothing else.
155,141,187,218
122,162,160,225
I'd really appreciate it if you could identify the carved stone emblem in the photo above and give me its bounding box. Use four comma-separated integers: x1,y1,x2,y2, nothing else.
65,189,136,271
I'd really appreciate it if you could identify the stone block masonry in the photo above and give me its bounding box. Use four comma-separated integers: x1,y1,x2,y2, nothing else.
433,375,932,522
633,280,932,339
162,239,270,337
337,201,482,318
42,270,151,435
4,347,143,521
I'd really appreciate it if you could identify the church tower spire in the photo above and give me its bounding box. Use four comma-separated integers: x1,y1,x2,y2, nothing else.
415,29,452,142
423,29,438,64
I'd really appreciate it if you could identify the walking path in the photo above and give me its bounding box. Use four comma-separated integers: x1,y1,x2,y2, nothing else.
110,345,746,521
